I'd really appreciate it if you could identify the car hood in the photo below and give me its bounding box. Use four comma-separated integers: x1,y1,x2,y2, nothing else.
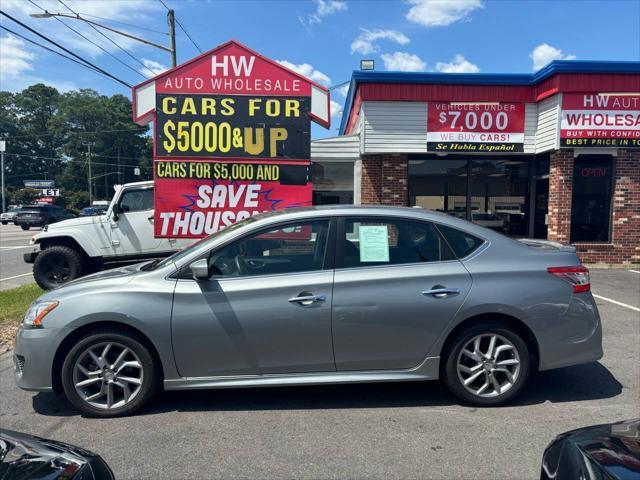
38,262,151,301
545,419,640,480
44,215,107,230
0,428,114,480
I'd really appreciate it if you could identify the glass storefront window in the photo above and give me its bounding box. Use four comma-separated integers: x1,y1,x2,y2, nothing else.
408,159,468,218
312,162,354,205
470,159,530,236
409,156,547,238
571,156,614,243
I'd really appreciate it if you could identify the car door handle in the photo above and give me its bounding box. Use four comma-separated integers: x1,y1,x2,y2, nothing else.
422,288,461,298
288,294,326,305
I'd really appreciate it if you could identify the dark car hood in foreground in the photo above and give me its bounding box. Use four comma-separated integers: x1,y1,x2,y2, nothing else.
541,419,640,480
0,429,114,480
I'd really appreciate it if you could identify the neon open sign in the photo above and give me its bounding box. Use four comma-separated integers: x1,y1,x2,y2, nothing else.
581,167,607,177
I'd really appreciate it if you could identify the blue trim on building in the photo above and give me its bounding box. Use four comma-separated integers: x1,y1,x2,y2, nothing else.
338,60,640,134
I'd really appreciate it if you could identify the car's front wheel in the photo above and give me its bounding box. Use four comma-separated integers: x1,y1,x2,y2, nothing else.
20,225,30,230
1,221,7,225
61,330,159,417
33,245,84,290
442,323,530,406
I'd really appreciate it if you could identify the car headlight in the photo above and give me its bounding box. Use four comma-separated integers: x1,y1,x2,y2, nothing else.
23,301,58,329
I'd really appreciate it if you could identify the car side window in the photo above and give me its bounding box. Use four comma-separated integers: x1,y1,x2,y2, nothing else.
436,224,484,258
207,220,330,278
119,189,154,213
340,218,455,269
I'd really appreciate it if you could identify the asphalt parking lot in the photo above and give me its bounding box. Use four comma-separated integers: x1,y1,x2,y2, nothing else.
0,223,37,290
0,268,637,479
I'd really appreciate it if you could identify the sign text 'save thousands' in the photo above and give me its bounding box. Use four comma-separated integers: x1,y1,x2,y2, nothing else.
427,102,525,152
560,94,640,148
131,41,330,238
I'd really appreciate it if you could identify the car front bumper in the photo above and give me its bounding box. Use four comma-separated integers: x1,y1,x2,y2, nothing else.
13,325,69,392
23,250,38,264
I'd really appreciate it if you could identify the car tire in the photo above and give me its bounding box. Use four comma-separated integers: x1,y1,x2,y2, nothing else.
61,330,160,417
1,221,7,225
20,225,30,230
33,245,84,290
442,323,530,406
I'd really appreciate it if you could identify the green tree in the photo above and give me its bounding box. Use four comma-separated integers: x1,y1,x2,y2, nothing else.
11,188,41,205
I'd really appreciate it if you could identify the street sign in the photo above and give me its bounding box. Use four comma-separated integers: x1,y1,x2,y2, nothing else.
24,179,55,188
40,188,60,197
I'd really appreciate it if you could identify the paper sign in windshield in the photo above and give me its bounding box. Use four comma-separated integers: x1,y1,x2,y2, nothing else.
358,225,390,262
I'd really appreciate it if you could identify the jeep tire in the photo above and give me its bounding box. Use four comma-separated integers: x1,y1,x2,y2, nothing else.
33,245,84,290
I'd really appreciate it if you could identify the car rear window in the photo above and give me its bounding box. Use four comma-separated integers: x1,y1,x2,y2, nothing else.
436,224,484,258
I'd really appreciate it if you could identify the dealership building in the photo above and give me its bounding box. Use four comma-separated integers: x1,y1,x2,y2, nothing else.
311,60,640,265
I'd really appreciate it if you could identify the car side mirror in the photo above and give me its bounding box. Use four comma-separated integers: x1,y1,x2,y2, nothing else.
112,204,121,220
190,258,210,281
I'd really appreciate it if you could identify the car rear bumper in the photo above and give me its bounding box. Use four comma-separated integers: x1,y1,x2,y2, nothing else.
537,292,603,371
17,219,45,227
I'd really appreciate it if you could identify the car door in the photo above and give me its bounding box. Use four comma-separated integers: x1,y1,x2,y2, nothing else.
331,216,473,371
109,187,163,254
171,218,336,377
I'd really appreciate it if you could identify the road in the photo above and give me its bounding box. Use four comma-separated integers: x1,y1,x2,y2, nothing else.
0,223,38,290
0,269,638,479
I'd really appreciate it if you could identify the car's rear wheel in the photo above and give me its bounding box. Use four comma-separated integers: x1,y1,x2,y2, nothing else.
1,221,7,225
61,330,159,417
33,245,84,290
442,323,530,406
20,225,30,230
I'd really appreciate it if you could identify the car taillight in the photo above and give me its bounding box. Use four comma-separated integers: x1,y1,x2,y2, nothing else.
547,266,590,293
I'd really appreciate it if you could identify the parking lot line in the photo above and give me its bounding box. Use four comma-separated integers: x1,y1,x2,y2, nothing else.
628,270,640,274
593,294,640,313
0,272,32,282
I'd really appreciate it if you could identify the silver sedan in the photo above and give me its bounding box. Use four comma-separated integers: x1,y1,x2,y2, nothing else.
14,206,603,417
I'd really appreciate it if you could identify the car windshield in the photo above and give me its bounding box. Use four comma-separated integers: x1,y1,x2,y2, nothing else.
146,215,259,271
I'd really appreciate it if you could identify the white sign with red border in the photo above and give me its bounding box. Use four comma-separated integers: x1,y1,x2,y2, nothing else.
427,102,525,153
560,93,640,148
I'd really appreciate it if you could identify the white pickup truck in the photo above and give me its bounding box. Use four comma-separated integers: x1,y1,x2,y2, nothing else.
24,180,191,290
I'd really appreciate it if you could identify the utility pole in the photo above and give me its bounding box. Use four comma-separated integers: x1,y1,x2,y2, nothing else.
168,9,177,67
0,138,6,213
84,142,94,205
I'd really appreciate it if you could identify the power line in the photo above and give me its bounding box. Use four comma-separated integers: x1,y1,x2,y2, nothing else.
3,152,152,169
26,0,145,80
0,25,105,77
57,0,157,77
0,10,132,88
174,16,202,53
4,128,149,140
77,13,169,36
156,0,202,54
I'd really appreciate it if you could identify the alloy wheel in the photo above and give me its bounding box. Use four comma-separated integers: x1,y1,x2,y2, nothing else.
43,257,71,283
73,341,144,410
456,333,521,398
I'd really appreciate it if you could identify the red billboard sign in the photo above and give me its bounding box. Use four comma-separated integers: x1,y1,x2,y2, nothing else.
427,102,525,152
132,40,330,238
153,160,312,238
561,94,640,148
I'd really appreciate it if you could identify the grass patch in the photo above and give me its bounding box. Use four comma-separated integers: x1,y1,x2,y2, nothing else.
0,283,43,350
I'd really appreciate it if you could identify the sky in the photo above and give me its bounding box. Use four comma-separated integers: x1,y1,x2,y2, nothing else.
1,0,639,139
